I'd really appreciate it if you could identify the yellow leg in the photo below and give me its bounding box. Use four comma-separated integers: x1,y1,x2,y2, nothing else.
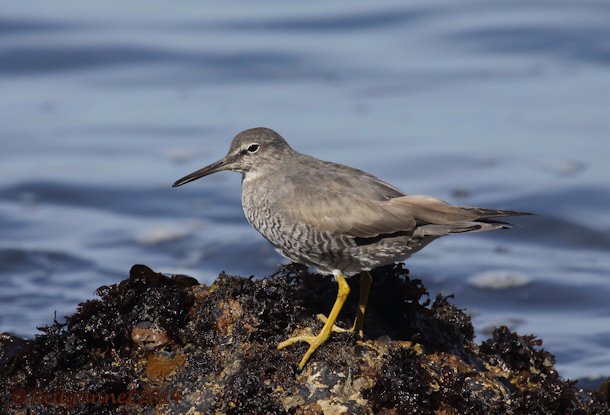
315,271,373,337
277,271,350,370
351,271,372,337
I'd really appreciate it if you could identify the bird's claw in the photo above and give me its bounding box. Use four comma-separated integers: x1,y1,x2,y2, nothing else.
316,314,349,333
277,272,352,370
277,331,332,370
317,314,364,338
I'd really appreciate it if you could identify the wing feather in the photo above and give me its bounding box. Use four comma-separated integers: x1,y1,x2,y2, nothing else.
276,157,529,238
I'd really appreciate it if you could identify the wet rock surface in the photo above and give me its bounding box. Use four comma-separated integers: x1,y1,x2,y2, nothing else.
1,263,608,414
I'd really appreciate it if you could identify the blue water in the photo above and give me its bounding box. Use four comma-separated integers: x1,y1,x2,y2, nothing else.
1,0,609,381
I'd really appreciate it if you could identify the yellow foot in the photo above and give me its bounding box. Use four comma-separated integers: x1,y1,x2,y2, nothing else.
277,331,331,370
316,314,350,333
350,322,365,339
277,271,351,370
277,315,352,370
317,314,364,337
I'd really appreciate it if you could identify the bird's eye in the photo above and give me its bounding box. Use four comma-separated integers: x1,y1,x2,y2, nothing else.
247,144,260,153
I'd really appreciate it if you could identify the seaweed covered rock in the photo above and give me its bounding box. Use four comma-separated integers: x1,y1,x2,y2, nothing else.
0,263,608,414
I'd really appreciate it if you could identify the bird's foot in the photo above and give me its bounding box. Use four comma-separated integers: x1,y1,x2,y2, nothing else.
278,271,351,370
316,314,363,337
277,328,333,370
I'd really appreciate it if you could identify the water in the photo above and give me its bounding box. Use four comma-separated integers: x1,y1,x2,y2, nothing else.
1,0,609,381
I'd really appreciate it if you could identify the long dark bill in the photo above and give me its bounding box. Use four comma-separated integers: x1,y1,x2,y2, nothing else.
172,159,226,187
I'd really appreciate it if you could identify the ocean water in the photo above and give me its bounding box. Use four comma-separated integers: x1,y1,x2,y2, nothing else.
1,0,609,381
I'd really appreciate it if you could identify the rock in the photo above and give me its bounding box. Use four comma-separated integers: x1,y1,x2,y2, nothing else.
0,263,608,414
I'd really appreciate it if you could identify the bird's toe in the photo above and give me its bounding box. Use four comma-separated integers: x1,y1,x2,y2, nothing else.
316,314,349,333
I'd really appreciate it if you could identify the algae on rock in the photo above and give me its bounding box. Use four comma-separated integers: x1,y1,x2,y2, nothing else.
1,264,608,414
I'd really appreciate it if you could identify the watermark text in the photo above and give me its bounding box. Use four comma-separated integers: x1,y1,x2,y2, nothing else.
10,387,182,407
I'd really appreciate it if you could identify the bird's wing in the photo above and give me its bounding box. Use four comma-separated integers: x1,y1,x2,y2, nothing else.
290,192,529,238
276,156,529,238
274,160,410,237
287,193,480,237
296,195,418,238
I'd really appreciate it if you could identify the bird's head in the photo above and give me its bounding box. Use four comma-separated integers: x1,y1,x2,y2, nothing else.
172,127,294,187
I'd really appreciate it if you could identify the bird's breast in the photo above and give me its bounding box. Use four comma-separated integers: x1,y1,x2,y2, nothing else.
241,176,273,233
241,176,311,251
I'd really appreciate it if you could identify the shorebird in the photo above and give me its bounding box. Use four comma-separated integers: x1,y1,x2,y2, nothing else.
173,127,528,369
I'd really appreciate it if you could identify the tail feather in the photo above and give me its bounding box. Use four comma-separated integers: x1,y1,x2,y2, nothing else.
460,207,532,219
395,195,531,226
414,220,509,237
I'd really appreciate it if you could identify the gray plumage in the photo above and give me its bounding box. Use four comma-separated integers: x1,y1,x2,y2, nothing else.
173,127,528,276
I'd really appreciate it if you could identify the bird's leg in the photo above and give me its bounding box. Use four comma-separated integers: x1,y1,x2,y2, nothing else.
277,271,350,370
351,271,372,337
316,271,372,337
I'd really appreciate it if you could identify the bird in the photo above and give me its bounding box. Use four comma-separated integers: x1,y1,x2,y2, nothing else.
172,127,529,370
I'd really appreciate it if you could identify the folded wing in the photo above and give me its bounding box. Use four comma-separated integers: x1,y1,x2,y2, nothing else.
282,166,529,238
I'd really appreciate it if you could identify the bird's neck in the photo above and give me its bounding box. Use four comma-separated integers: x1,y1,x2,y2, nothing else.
241,156,291,185
241,170,274,187
241,169,266,185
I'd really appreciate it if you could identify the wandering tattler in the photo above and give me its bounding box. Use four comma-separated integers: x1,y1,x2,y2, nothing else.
173,127,529,369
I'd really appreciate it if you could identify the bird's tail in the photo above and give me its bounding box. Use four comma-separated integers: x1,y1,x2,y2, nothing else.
460,207,532,219
413,208,531,237
414,221,507,237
